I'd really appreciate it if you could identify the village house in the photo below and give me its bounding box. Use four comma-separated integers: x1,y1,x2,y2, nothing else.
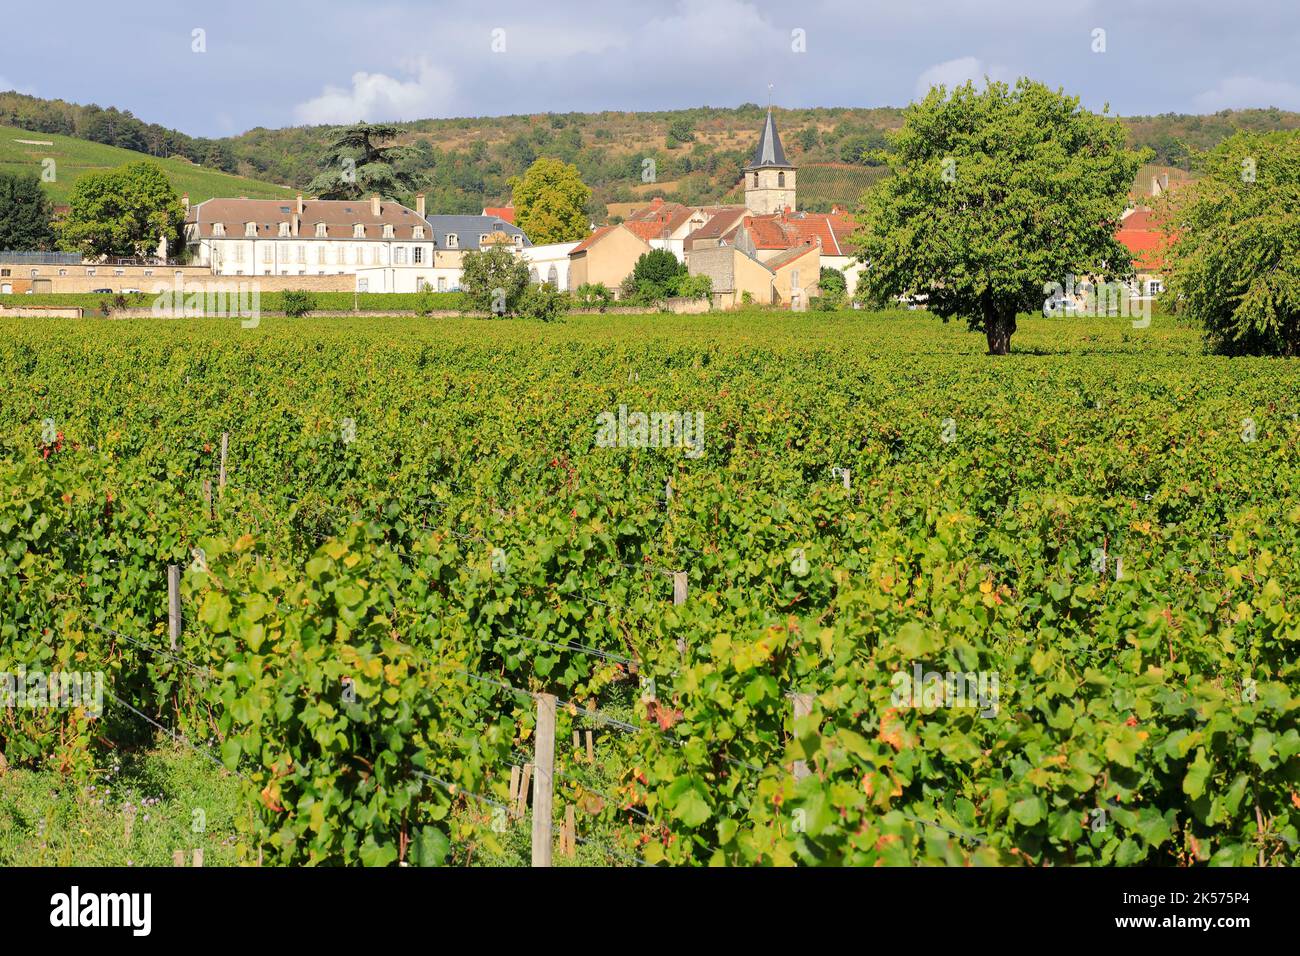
0,251,211,295
185,193,436,292
564,105,861,307
1116,207,1168,299
422,213,531,291
567,223,652,292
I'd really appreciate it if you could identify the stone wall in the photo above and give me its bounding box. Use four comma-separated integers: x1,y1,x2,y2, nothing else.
0,305,84,318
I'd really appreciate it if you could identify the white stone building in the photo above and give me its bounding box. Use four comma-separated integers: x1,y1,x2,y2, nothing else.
184,193,437,292
521,241,580,289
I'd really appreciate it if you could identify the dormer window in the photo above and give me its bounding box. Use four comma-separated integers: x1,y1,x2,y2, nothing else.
278,222,290,237
244,222,257,237
353,224,366,238
315,223,327,238
213,222,226,237
412,226,424,239
513,235,523,247
479,234,490,245
445,233,458,248
383,224,395,239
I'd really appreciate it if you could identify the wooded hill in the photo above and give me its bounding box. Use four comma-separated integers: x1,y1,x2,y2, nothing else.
3,90,1297,216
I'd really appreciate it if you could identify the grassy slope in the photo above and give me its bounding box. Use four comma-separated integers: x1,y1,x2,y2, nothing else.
0,124,294,204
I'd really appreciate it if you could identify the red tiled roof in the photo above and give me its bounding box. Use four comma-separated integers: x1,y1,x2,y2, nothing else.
742,215,791,249
569,224,617,255
1116,206,1170,271
737,210,859,256
683,207,749,245
1117,228,1166,271
623,199,695,241
187,196,425,240
483,205,515,224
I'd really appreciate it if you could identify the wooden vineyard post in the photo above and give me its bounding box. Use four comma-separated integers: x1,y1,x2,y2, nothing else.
203,479,213,519
673,570,688,656
515,764,532,819
172,850,185,867
673,571,688,606
841,467,851,492
585,729,594,763
563,805,577,858
531,694,557,868
791,692,814,781
509,765,522,819
192,848,204,867
167,564,181,651
664,476,673,506
218,432,229,499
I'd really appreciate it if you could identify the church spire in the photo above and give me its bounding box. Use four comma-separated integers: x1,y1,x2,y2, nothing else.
745,105,792,170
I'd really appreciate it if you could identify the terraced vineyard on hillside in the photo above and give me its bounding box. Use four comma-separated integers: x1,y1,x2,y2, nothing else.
1,311,1296,866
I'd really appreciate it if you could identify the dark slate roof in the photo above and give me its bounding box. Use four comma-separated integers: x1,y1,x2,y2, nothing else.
424,214,531,250
744,108,793,170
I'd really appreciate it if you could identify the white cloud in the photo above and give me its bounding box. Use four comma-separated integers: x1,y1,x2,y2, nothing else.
293,59,456,125
914,57,1012,99
1193,75,1300,111
641,0,781,60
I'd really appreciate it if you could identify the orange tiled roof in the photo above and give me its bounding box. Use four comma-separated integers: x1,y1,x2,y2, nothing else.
569,224,618,255
737,210,859,256
1117,206,1170,271
623,199,695,241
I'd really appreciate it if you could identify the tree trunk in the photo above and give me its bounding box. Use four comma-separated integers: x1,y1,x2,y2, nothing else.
985,310,1016,355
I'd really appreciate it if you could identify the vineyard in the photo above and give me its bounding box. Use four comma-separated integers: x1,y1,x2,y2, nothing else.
1,310,1297,867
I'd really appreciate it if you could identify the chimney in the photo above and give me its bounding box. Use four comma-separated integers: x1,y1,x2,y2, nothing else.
292,213,300,237
296,193,304,215
371,194,381,216
416,193,426,218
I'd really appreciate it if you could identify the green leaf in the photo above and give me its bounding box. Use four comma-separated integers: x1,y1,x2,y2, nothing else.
1011,795,1046,826
1183,748,1211,800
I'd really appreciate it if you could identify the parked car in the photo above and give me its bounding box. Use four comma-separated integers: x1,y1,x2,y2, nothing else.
90,288,113,293
1042,296,1080,318
121,288,142,294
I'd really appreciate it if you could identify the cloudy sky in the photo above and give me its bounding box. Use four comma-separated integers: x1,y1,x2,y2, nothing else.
3,0,1298,136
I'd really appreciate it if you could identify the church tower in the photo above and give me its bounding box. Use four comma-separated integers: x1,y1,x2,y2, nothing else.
743,107,796,215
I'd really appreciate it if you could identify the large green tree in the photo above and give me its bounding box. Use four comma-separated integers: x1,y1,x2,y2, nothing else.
307,123,422,200
1162,130,1300,356
0,172,56,250
460,244,531,316
509,158,591,244
59,161,185,258
853,79,1145,354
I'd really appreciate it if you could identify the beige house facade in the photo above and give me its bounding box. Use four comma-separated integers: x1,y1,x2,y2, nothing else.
567,224,652,293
